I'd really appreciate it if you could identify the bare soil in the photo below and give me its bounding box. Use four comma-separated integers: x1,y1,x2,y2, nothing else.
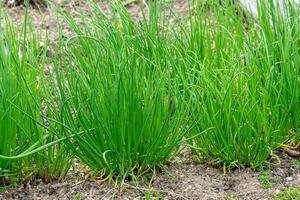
0,1,300,199
0,151,299,199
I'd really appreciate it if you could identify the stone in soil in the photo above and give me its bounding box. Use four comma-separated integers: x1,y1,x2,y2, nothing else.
239,0,299,17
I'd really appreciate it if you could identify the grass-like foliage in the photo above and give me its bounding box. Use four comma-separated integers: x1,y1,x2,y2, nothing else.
275,187,300,200
0,8,72,185
52,1,188,179
1,0,299,186
53,0,300,174
0,15,43,180
188,0,300,169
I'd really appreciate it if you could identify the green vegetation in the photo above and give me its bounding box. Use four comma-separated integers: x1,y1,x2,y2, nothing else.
73,193,82,200
0,7,72,185
0,0,299,190
50,1,188,180
0,10,46,183
291,159,300,169
142,190,162,200
188,0,300,169
275,187,300,200
259,171,273,189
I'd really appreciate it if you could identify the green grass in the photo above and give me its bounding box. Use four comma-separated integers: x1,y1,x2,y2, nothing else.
258,171,273,189
275,187,300,200
291,159,300,169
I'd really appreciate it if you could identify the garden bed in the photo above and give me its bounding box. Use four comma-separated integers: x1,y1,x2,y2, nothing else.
0,0,300,199
1,151,300,199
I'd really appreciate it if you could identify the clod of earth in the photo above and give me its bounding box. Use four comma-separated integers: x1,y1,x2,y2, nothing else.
3,0,47,8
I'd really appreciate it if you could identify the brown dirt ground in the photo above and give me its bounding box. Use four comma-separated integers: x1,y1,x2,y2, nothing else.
0,150,299,199
0,1,300,199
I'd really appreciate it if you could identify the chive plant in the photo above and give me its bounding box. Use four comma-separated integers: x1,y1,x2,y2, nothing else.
188,0,299,169
0,8,72,184
255,0,300,132
0,16,43,181
52,1,188,180
0,0,298,185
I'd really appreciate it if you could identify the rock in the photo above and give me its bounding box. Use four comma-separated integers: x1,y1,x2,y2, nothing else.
238,0,299,17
